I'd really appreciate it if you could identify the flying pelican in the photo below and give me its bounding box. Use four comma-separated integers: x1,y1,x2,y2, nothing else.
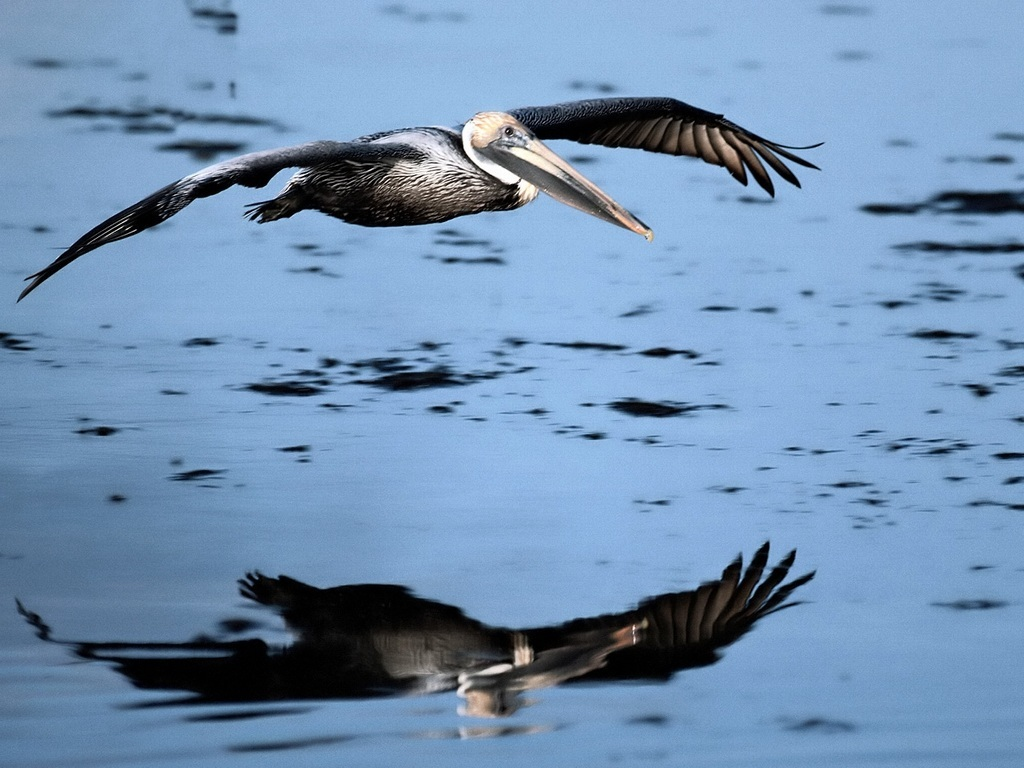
18,97,819,301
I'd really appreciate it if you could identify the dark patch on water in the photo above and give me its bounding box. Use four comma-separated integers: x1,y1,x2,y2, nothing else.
895,240,1024,254
634,499,672,509
427,255,506,265
229,734,357,753
183,337,220,347
347,357,510,391
544,341,628,352
188,706,314,723
108,494,127,503
22,57,117,70
908,329,978,341
701,305,739,312
880,436,976,456
432,231,495,249
993,452,1024,461
627,714,670,726
783,446,842,456
963,383,995,398
24,58,71,69
568,80,618,93
187,1,239,34
351,357,407,372
0,332,34,352
851,492,891,507
945,154,1015,165
780,716,857,734
355,366,480,390
709,485,746,494
201,706,323,726
158,139,246,161
821,3,872,15
997,365,1024,378
912,282,966,303
427,228,505,263
932,599,1009,611
169,468,226,482
607,398,728,418
380,4,467,23
567,154,598,165
47,104,285,133
995,132,1024,142
862,189,1024,216
836,50,872,63
619,304,657,318
848,512,897,530
638,347,701,359
861,202,922,215
966,499,1024,511
287,265,342,278
288,243,345,258
76,425,118,437
826,481,872,489
245,380,329,397
1016,264,1024,282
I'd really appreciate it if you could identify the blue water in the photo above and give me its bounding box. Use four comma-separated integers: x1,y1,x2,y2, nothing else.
2,2,1023,765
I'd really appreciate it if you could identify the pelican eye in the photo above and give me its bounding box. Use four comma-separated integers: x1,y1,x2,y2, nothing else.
502,125,516,138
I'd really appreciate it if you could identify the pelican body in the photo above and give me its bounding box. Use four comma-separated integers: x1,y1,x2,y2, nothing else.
18,97,819,300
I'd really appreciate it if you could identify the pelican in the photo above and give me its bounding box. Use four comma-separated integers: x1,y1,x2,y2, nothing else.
18,97,819,301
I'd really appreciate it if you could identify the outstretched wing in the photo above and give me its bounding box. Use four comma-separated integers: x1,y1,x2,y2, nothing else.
18,140,372,301
510,97,820,197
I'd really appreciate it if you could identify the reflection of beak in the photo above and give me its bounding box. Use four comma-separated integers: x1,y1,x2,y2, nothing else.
484,136,653,241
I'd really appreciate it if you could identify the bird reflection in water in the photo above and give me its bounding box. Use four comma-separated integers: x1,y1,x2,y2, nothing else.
18,542,813,718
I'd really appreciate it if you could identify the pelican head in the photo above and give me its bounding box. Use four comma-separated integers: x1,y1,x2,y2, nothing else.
462,112,653,241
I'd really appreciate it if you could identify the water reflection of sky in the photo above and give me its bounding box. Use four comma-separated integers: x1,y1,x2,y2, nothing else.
2,2,1023,766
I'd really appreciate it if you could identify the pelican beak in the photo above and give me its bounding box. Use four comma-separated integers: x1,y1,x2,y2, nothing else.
487,132,654,241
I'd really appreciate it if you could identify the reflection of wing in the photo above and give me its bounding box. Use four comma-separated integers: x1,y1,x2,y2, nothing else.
17,140,393,301
18,543,813,713
511,97,820,196
524,542,814,680
240,573,497,645
239,573,509,685
457,623,642,717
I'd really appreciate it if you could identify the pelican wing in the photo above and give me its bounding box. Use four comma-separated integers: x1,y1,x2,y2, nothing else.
17,140,392,301
509,97,820,197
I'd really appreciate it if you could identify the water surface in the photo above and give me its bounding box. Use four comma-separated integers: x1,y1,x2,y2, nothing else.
2,2,1023,766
